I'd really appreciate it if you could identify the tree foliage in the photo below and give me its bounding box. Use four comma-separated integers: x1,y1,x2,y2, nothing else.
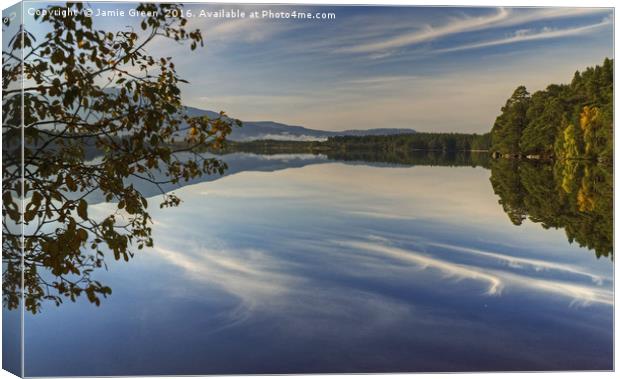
322,132,491,153
2,2,239,313
490,58,613,162
491,86,530,155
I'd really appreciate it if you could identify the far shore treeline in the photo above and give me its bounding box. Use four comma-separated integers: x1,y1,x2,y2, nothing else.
217,130,492,155
221,58,612,164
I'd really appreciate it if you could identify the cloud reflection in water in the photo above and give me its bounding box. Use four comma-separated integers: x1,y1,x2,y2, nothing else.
25,158,613,375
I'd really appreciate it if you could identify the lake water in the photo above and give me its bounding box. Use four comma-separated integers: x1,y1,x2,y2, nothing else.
22,153,613,375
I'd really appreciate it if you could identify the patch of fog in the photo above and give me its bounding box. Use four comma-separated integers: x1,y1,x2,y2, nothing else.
255,153,328,161
240,134,328,142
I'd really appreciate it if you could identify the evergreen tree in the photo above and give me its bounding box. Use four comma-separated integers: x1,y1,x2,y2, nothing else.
491,86,530,154
490,59,613,163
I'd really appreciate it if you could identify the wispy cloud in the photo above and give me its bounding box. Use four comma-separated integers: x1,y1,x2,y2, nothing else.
201,17,292,44
434,18,612,54
134,5,612,133
496,7,610,28
428,242,608,285
338,240,504,295
344,75,419,85
339,239,612,306
334,8,610,55
154,244,295,310
504,272,613,306
336,8,510,54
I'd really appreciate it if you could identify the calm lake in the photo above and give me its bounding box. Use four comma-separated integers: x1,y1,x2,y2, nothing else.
22,153,613,375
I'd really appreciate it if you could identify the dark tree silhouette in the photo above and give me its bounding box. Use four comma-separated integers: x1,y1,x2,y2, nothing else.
2,2,239,313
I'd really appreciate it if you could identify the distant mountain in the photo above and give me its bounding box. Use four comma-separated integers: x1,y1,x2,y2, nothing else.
184,106,416,141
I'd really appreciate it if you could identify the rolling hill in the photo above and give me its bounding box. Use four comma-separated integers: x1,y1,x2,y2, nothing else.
184,106,416,141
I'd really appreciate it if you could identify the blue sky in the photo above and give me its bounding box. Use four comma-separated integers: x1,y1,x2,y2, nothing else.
22,4,614,133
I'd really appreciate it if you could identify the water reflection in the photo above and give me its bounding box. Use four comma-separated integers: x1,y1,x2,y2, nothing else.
490,159,613,259
3,152,612,314
24,153,613,374
324,149,491,168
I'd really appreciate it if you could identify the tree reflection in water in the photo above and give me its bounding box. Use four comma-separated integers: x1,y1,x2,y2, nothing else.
489,159,612,260
2,2,238,314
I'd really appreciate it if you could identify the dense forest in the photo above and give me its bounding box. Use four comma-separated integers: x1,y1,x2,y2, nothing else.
323,132,491,152
218,132,492,155
490,58,613,162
